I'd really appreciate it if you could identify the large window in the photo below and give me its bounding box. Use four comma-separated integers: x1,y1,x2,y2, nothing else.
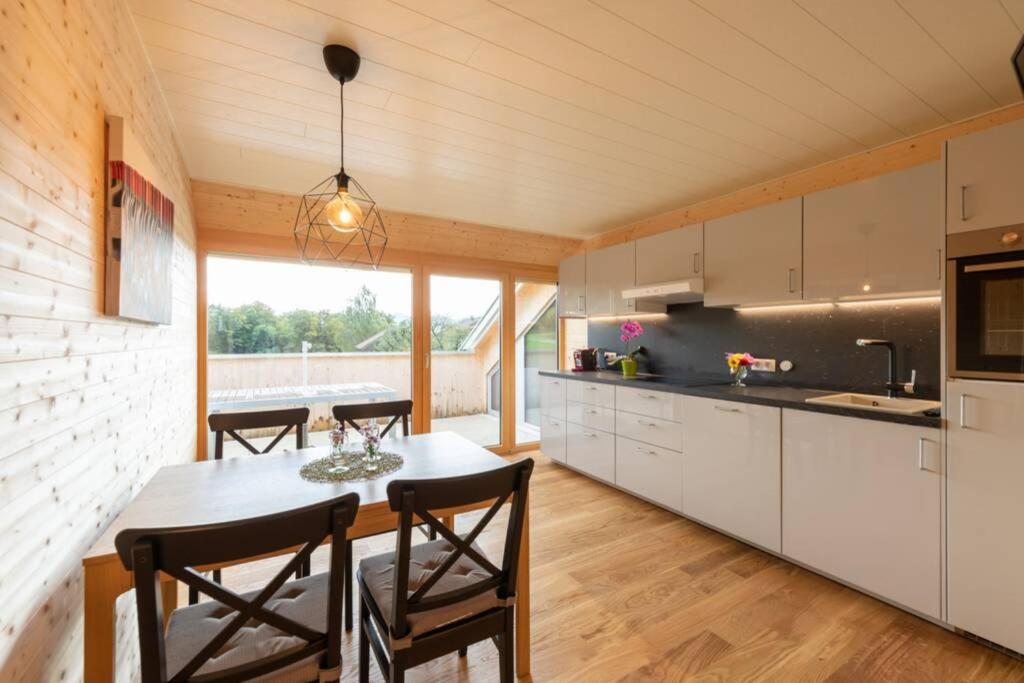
205,256,411,456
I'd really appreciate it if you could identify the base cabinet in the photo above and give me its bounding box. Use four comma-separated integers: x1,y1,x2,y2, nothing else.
782,410,941,619
615,436,683,512
540,414,567,463
947,380,1024,654
566,422,615,483
680,398,781,552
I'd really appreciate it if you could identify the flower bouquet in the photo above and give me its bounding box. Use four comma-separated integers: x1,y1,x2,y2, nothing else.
611,320,646,377
725,352,755,387
360,422,382,472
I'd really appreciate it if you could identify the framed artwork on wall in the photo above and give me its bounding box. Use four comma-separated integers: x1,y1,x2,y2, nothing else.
104,115,174,324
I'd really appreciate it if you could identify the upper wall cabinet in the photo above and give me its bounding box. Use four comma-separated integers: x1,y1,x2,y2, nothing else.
558,252,587,318
586,242,664,316
704,198,803,307
635,224,704,285
947,117,1024,235
804,162,943,300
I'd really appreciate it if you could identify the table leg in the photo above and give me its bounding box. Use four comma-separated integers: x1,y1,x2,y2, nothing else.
84,560,132,683
442,515,455,531
516,494,530,678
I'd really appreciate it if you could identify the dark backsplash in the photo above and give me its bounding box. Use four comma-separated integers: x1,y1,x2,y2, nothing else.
587,300,942,399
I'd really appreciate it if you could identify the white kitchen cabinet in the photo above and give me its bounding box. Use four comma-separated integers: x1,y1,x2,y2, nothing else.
782,410,941,619
539,376,567,463
704,198,803,307
635,224,704,285
804,162,943,299
566,421,615,483
558,252,587,317
540,376,566,417
566,402,615,431
566,380,615,409
586,242,664,316
679,397,781,551
615,436,683,511
947,380,1024,653
616,386,683,422
540,413,567,463
615,411,683,452
947,117,1024,234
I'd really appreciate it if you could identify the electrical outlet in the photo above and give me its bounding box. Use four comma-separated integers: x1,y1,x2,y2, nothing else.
751,358,777,373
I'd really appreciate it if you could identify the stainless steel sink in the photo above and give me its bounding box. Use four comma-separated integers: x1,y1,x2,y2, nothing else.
804,393,940,416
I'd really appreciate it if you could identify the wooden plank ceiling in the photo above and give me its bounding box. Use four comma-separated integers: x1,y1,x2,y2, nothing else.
129,0,1024,238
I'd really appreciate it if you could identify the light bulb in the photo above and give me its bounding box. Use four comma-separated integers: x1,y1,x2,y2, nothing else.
862,283,872,292
324,190,363,233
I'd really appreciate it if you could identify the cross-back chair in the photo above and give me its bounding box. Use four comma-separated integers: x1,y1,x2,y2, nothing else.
330,400,428,632
357,458,534,683
198,407,312,605
208,407,310,459
115,492,359,683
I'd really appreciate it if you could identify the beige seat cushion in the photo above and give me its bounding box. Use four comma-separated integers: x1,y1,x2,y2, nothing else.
165,573,331,682
358,539,502,638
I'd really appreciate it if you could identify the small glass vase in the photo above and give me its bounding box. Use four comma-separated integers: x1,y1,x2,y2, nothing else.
620,358,638,377
731,365,749,387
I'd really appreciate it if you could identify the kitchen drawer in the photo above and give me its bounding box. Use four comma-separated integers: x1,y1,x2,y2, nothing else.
541,376,567,418
567,422,615,483
615,436,683,511
540,413,567,463
615,411,683,452
616,386,682,422
566,401,615,431
566,380,615,408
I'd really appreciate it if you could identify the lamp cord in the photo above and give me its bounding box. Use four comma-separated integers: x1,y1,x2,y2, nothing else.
344,83,348,172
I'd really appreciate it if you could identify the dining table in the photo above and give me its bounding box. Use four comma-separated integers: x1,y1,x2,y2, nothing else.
81,431,531,682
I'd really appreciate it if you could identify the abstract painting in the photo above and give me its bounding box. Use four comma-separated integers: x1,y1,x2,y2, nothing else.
104,116,174,324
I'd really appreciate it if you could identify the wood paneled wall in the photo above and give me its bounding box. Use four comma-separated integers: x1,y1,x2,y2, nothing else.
192,180,582,268
585,103,1024,251
0,0,197,680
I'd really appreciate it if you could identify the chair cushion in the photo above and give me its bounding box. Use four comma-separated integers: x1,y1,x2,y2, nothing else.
165,573,330,682
358,538,502,638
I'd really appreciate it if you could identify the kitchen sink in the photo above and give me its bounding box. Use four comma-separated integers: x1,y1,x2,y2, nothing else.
804,393,941,415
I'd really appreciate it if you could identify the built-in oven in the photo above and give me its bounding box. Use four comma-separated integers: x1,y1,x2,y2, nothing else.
948,225,1024,381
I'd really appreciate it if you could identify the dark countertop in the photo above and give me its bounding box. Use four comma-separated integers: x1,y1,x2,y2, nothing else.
539,370,941,429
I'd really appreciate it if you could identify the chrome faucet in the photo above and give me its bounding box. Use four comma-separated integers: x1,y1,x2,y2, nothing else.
856,339,916,398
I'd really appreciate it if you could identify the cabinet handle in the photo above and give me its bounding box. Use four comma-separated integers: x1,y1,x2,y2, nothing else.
959,394,971,429
584,386,597,391
787,268,796,293
714,405,741,413
693,252,701,274
936,249,943,280
637,446,658,456
960,185,969,221
578,294,585,311
638,393,659,399
638,420,657,427
918,438,938,472
584,432,599,438
586,409,598,415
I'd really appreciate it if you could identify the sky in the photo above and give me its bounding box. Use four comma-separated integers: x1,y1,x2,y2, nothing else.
207,256,500,319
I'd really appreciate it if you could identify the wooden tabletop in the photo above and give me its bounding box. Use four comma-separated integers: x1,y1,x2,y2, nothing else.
83,431,509,565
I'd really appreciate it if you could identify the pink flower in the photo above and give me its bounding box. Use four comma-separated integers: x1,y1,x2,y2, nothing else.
620,320,645,340
620,334,629,343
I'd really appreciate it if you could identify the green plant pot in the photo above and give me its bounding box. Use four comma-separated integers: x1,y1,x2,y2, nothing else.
620,358,638,377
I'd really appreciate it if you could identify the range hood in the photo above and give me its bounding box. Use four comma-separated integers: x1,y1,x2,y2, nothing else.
622,278,704,305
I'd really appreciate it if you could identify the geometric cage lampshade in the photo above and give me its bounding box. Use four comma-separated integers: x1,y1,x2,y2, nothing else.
293,44,389,269
293,171,388,269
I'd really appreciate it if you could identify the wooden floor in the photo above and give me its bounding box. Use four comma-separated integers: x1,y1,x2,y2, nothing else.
196,451,1024,682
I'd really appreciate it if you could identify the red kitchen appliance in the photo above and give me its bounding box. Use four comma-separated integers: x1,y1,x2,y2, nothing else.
572,348,600,372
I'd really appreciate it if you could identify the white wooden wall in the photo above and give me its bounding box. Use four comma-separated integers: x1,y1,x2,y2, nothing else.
0,0,198,679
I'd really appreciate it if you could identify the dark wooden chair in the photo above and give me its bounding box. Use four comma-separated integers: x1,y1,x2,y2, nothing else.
115,492,360,683
331,400,425,632
197,407,311,605
357,458,534,683
208,407,310,460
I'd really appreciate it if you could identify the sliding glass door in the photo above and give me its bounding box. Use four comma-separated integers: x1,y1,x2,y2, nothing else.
514,280,558,446
427,273,503,448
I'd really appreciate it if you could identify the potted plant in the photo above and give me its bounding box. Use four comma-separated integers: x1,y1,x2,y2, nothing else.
612,320,646,377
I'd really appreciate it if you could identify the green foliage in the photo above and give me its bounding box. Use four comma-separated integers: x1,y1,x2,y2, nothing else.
208,286,479,354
